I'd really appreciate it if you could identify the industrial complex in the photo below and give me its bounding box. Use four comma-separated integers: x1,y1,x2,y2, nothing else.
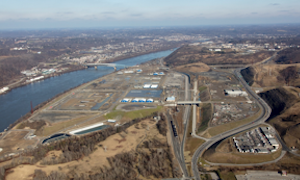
233,126,280,153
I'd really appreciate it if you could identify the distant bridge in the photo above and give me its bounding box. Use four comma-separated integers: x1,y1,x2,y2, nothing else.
83,63,128,70
209,64,247,69
176,101,202,105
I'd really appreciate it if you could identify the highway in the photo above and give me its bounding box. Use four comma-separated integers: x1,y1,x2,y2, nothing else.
191,68,272,180
191,81,208,141
179,73,192,178
166,111,189,178
161,59,190,178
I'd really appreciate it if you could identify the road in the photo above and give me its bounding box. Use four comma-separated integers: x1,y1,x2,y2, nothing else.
191,68,272,180
191,80,208,141
179,73,192,178
166,111,189,178
205,150,287,166
161,59,190,178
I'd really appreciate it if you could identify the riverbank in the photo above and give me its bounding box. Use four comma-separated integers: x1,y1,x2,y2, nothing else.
106,45,179,63
1,66,86,96
0,49,175,132
6,67,119,131
0,46,178,96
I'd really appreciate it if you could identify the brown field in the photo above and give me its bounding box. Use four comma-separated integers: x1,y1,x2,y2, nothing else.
252,63,300,87
0,56,13,61
165,45,273,67
202,108,262,138
175,62,211,73
0,131,36,156
268,101,300,151
35,114,95,136
204,147,282,164
6,118,166,180
215,139,232,153
184,109,205,175
59,99,79,109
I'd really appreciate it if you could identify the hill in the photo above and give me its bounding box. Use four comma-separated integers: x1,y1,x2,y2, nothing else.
275,47,300,64
164,45,273,67
240,67,255,86
259,87,300,151
241,64,300,87
174,62,211,73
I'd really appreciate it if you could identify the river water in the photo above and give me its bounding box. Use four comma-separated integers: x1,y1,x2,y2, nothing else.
0,49,174,131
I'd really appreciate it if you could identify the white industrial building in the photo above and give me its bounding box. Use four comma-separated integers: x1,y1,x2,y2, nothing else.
26,76,44,83
124,70,134,74
139,98,146,102
146,99,153,103
267,138,279,147
151,84,158,89
132,98,139,102
121,98,131,102
166,96,175,102
0,87,9,94
224,89,248,96
143,84,151,88
256,148,269,154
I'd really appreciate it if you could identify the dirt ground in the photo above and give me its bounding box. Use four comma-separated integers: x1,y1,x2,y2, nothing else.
35,114,95,136
175,62,211,73
204,147,282,164
252,63,300,87
0,131,36,156
6,118,166,180
215,139,232,153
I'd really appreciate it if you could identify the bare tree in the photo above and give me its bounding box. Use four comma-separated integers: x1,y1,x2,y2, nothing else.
277,66,299,85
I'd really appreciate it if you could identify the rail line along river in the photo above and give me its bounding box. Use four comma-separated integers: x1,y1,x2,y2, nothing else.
0,49,174,132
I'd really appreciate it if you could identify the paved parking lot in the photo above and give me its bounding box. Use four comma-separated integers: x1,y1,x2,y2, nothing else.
236,170,300,180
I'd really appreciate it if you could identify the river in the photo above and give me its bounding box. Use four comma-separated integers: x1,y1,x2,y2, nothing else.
0,49,174,131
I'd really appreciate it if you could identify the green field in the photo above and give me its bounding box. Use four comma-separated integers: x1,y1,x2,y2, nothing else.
105,106,163,120
198,103,212,133
199,86,207,92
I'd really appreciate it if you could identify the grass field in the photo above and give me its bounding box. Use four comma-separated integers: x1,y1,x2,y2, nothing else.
206,108,262,137
105,106,162,120
187,107,205,155
199,86,207,92
35,115,94,136
0,131,36,156
204,147,282,164
198,103,212,133
216,170,236,180
185,108,205,176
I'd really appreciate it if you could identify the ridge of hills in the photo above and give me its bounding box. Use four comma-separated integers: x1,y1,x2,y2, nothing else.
164,45,273,67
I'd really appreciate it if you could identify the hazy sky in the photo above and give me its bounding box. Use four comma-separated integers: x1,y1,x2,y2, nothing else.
1,0,300,29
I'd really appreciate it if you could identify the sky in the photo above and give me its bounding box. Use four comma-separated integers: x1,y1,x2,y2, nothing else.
1,0,300,29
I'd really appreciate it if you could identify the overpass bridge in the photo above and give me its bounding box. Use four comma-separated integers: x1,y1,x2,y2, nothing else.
83,63,128,70
209,64,248,69
176,101,202,105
